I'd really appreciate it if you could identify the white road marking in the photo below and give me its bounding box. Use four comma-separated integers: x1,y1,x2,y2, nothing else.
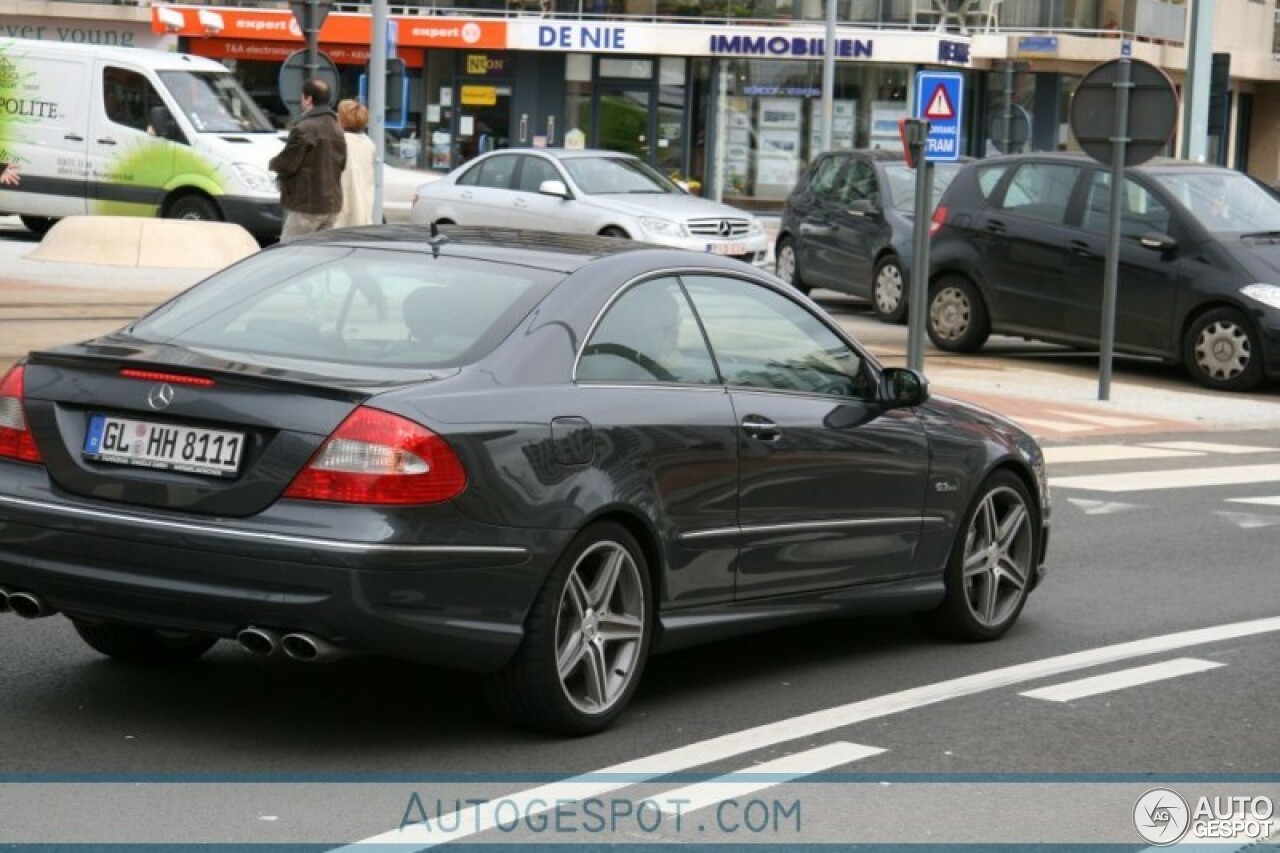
1226,496,1280,506
1215,512,1280,529
1065,498,1145,516
1044,445,1198,465
1043,410,1154,428
335,616,1280,851
1019,658,1224,703
645,741,885,814
1147,442,1277,455
1050,464,1280,492
1013,417,1097,434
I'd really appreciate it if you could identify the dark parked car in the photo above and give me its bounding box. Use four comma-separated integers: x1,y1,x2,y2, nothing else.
928,153,1280,392
776,149,963,323
0,227,1049,735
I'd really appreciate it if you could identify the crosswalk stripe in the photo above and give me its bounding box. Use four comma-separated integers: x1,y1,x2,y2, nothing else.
1226,496,1280,506
1019,658,1224,703
644,741,885,814
1013,417,1097,434
1043,445,1199,465
1043,409,1154,428
1146,442,1278,454
1051,464,1280,492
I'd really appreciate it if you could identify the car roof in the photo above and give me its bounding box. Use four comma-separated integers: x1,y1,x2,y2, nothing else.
281,225,723,274
485,148,637,161
968,151,1231,176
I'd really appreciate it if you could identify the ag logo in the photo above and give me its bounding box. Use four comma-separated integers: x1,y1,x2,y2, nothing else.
1134,788,1190,845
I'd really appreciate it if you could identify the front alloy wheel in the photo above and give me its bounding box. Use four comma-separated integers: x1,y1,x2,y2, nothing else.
485,522,651,735
924,471,1038,641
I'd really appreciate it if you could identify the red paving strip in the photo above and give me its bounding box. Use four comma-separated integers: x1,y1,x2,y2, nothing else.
934,387,1200,440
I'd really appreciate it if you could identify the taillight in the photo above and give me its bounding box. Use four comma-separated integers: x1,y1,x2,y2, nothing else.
929,205,948,238
283,406,466,505
0,365,42,464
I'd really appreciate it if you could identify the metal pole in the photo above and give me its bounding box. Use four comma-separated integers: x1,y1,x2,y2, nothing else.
821,0,836,151
1180,0,1215,162
370,0,388,222
1002,61,1014,153
907,160,934,372
1099,58,1132,401
304,0,319,80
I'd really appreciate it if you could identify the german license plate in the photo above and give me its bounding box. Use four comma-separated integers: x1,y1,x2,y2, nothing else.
707,242,746,256
83,414,244,478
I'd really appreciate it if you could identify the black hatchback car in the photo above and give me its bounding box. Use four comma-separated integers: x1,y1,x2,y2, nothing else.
776,149,962,323
928,153,1280,392
0,227,1049,735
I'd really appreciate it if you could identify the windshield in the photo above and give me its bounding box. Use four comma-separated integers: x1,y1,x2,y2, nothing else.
561,156,684,195
159,70,274,134
882,163,961,215
1151,171,1280,235
131,246,560,368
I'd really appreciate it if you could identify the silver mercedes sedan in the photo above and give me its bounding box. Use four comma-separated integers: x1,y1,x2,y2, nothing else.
410,148,769,267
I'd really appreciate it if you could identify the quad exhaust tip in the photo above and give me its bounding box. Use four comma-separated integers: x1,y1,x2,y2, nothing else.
280,632,350,663
236,626,280,656
7,591,56,620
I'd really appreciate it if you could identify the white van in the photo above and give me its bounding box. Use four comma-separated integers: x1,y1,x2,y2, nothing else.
0,40,283,239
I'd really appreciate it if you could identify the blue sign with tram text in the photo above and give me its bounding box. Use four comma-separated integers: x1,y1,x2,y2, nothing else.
914,70,964,162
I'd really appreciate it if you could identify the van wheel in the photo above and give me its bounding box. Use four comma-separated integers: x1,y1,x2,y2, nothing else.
20,216,57,237
1184,307,1264,392
166,195,221,222
928,275,990,353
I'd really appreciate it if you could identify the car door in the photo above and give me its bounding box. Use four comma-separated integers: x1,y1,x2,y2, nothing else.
823,157,887,298
1063,170,1183,355
789,154,847,287
680,273,930,600
576,276,741,609
90,63,175,218
508,154,578,232
975,160,1086,335
447,152,520,226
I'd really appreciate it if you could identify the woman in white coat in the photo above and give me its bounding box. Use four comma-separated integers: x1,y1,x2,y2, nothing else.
333,99,375,228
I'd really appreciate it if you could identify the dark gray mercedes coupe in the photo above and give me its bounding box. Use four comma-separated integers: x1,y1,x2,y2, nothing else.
0,226,1049,734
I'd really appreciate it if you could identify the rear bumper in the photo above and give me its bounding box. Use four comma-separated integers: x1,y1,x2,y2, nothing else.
0,464,566,671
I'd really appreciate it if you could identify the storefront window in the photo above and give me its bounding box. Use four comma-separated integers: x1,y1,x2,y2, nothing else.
565,54,593,151
708,58,909,210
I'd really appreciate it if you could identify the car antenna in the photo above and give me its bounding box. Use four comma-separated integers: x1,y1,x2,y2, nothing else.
427,221,449,259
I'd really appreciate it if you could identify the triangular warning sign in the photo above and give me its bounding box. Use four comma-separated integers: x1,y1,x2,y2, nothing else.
924,84,955,120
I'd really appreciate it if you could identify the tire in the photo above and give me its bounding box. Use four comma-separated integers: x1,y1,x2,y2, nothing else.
872,255,908,324
599,226,630,239
484,521,652,736
20,216,57,237
73,619,218,665
1183,307,1265,392
922,470,1039,641
166,194,221,222
927,275,990,353
774,236,812,295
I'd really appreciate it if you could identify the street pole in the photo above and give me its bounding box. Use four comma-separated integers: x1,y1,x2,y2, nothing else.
304,0,319,80
1099,57,1132,402
1002,61,1014,153
370,0,388,223
820,0,836,151
1180,0,1215,162
902,118,932,373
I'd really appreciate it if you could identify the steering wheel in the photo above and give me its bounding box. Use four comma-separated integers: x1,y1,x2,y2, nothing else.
582,342,677,382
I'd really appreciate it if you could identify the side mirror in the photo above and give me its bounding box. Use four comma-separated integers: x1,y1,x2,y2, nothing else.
148,106,183,143
848,198,878,218
1138,231,1177,253
879,367,929,409
538,179,571,199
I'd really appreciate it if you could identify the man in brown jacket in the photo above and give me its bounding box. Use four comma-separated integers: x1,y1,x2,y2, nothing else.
269,78,347,242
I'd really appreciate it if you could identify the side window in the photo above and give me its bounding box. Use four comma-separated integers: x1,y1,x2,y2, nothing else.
976,165,1008,201
681,275,870,399
516,156,560,193
808,156,845,202
1082,172,1172,238
838,160,877,206
475,155,518,190
578,278,718,385
997,163,1081,224
456,163,483,187
103,66,164,134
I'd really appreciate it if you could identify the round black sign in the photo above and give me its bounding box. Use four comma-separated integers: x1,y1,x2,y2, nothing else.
1069,58,1178,166
988,104,1031,154
278,49,340,122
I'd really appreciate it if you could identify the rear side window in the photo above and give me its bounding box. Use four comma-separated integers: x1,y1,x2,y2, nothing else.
516,156,560,193
131,247,559,367
578,277,717,385
976,165,1008,201
806,156,845,201
473,155,518,190
997,163,1081,225
1082,173,1172,237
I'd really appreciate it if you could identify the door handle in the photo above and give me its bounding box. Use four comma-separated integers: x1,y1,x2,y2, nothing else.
1069,240,1094,257
985,219,1006,234
799,223,833,235
64,133,84,142
518,113,528,144
547,115,555,146
96,138,117,146
741,415,781,442
513,198,528,209
460,190,473,199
